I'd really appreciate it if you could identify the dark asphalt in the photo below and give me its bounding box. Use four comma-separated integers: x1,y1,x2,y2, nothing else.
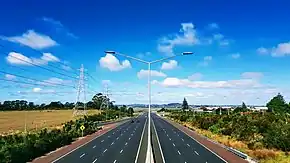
152,113,227,163
53,113,147,163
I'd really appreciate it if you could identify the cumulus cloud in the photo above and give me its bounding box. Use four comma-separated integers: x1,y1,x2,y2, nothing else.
271,42,290,57
102,80,112,85
99,53,131,71
241,72,264,79
257,42,290,57
137,69,167,79
231,53,240,59
188,73,203,80
161,60,178,70
5,74,16,80
6,52,60,66
1,30,58,49
158,23,199,55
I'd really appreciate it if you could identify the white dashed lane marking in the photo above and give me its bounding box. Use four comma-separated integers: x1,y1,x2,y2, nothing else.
93,145,96,148
181,138,184,141
103,149,107,153
79,153,85,158
173,143,175,147
177,150,181,155
187,144,190,147
92,158,98,163
194,151,199,155
111,142,114,145
101,140,104,142
125,142,128,145
120,149,123,153
113,160,117,163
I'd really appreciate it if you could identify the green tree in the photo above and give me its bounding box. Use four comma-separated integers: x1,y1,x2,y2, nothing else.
266,93,290,114
234,102,249,113
92,93,109,110
127,107,134,116
182,98,189,112
120,105,127,112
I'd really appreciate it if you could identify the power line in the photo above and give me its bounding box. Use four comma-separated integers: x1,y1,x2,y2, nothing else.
0,69,76,88
0,78,75,88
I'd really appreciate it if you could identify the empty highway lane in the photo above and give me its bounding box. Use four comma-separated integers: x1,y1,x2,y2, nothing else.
53,113,147,163
152,113,226,163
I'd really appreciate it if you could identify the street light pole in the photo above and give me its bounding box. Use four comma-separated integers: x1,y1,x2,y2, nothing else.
105,51,193,163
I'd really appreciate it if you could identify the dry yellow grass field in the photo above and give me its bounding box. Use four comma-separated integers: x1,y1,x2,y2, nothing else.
0,110,101,134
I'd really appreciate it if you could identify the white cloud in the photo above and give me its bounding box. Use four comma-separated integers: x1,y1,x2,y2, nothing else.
137,69,167,79
257,47,269,55
231,53,240,59
61,65,72,71
5,74,16,80
33,88,42,92
199,56,212,66
208,23,219,29
99,53,131,71
38,77,72,86
188,73,203,80
6,52,60,66
161,60,178,70
154,77,262,89
1,30,58,49
41,53,60,62
241,72,264,79
257,42,290,57
271,42,290,57
136,52,151,59
158,23,199,55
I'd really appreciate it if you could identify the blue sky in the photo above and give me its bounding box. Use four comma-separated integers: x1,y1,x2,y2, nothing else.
0,0,290,105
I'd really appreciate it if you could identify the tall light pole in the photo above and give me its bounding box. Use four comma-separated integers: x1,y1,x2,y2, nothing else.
105,51,193,162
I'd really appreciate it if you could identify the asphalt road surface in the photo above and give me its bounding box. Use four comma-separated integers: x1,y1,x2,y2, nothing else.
152,113,227,163
53,113,147,163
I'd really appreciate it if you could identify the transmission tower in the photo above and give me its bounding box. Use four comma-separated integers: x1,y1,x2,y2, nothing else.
73,64,87,116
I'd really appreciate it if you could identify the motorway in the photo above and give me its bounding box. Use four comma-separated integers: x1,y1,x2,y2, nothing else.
53,113,147,163
152,113,227,163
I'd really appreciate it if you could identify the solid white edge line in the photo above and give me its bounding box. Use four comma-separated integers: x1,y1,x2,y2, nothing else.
51,120,128,163
161,117,228,163
134,116,147,163
152,115,166,163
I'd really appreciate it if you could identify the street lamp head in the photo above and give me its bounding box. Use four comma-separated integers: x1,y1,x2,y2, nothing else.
105,50,116,54
182,52,193,55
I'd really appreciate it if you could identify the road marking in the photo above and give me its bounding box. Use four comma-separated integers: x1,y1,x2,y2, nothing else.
103,149,107,153
121,133,123,136
166,134,168,137
131,133,133,136
113,160,117,163
108,135,111,138
117,137,119,140
80,153,85,158
120,149,123,153
181,138,184,141
177,134,179,136
194,151,199,155
177,150,181,155
134,117,147,163
101,140,104,142
93,145,96,148
173,143,175,147
152,116,166,163
187,144,190,147
111,142,114,145
125,142,128,145
169,138,171,141
113,132,115,134
129,137,131,140
92,158,98,163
